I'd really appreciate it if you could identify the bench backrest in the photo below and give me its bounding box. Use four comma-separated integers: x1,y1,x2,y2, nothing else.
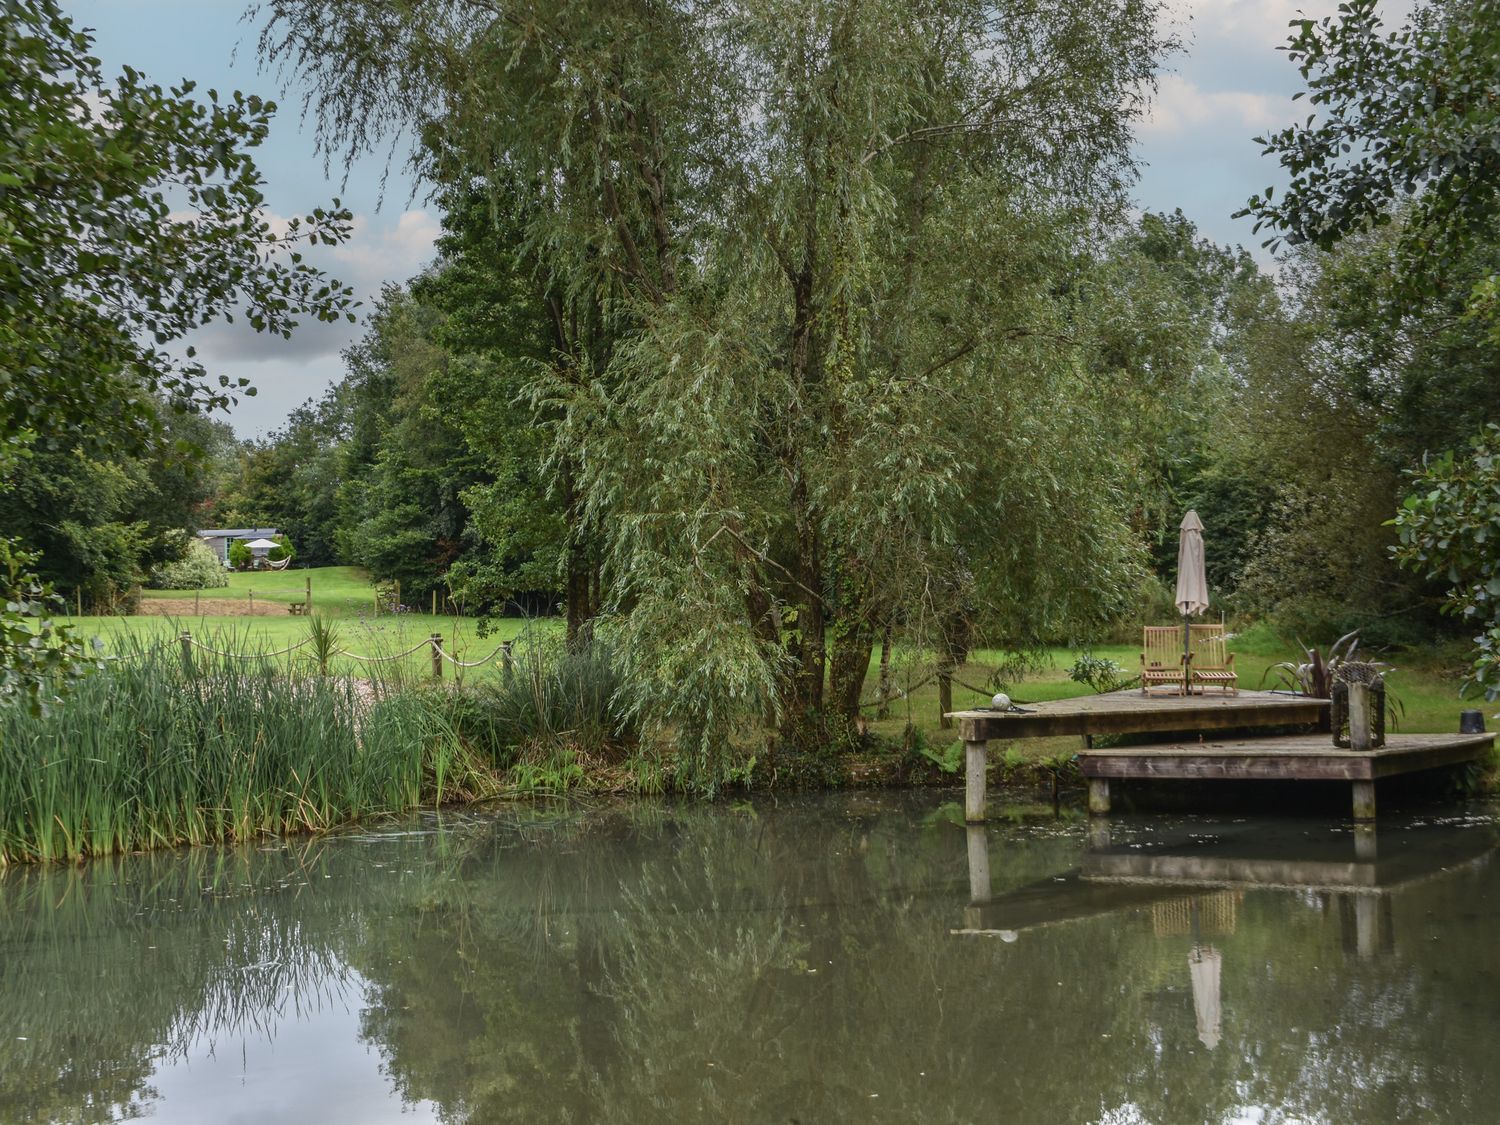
1189,623,1230,670
1142,626,1185,669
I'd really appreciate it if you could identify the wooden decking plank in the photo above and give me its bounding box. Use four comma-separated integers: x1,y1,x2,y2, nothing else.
951,688,1327,742
1076,732,1493,783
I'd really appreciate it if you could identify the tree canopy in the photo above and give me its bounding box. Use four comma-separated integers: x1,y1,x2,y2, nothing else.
0,0,356,700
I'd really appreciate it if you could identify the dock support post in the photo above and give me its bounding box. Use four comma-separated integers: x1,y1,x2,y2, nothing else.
1352,779,1376,821
1354,824,1378,862
1088,778,1111,816
1088,820,1112,850
966,825,992,905
964,740,988,822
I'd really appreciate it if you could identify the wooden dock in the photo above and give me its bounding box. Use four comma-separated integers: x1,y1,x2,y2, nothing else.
948,689,1493,822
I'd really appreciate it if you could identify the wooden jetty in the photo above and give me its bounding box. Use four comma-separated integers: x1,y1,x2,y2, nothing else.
949,689,1494,822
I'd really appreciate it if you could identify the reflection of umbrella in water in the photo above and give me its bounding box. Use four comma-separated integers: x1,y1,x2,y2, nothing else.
1175,511,1209,669
1189,945,1222,1051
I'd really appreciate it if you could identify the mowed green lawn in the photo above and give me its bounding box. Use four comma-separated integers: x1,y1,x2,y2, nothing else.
138,566,397,612
89,567,1484,737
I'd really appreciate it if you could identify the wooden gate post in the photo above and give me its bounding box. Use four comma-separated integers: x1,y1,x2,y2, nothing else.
430,633,443,680
964,739,988,822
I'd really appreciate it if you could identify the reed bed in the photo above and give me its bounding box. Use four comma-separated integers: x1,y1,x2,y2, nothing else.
0,639,498,864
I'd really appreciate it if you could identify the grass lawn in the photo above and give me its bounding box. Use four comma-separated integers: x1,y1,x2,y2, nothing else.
71,612,545,682
92,566,1486,749
139,565,395,612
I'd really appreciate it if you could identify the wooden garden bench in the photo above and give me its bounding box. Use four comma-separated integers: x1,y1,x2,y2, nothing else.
288,601,306,615
1189,623,1237,695
1141,626,1188,695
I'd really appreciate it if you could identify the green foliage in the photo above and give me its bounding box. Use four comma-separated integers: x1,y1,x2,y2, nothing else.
148,538,228,591
256,0,1179,785
918,740,964,776
0,637,497,863
1069,653,1126,694
1391,424,1500,699
1244,0,1500,286
0,0,355,459
0,540,102,713
305,614,341,676
267,534,295,564
461,636,637,765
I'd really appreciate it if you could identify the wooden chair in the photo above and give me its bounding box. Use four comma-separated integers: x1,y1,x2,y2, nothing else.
1189,624,1237,695
1141,627,1189,695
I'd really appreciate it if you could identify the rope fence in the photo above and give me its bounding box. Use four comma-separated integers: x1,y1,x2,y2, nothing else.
176,630,516,679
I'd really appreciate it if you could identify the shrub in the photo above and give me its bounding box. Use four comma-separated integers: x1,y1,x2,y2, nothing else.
226,539,251,570
267,533,295,564
1069,653,1126,694
458,635,637,766
148,538,229,590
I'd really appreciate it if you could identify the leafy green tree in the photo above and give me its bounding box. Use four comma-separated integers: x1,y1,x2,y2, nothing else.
227,539,251,570
1392,425,1500,699
0,540,102,711
1243,1,1500,277
260,0,1176,783
1,0,357,676
0,0,357,461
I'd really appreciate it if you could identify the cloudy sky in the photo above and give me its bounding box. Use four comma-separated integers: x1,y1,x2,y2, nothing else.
66,0,1409,437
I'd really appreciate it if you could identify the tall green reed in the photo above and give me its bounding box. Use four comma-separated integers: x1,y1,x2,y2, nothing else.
0,634,495,864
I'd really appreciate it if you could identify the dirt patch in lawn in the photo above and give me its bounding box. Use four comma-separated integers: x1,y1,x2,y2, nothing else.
137,598,298,617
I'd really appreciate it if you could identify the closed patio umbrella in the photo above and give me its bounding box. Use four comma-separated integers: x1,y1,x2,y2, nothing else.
1175,510,1209,669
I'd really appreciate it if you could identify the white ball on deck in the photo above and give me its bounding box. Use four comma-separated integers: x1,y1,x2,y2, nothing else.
991,692,1011,711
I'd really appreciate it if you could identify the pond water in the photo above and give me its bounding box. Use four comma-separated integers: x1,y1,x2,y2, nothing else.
3,791,1499,1124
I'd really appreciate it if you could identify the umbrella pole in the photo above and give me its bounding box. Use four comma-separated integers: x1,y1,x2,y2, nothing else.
1183,613,1192,693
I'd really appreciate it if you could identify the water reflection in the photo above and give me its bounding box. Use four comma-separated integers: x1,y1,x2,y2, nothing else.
2,796,1499,1123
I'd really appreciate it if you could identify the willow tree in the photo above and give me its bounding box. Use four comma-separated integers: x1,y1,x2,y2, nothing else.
259,0,1172,783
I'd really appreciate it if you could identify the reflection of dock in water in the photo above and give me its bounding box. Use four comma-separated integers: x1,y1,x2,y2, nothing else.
955,818,1497,1050
955,819,1498,938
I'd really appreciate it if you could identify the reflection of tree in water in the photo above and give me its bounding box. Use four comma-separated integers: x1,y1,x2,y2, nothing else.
5,800,1500,1123
352,804,1500,1125
0,843,359,1124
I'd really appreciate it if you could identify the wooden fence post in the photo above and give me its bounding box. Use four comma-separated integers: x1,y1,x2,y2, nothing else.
179,630,193,674
248,589,253,613
430,633,443,680
306,574,312,611
501,640,514,680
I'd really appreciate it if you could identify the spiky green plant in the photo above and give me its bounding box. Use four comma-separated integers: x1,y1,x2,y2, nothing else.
0,634,498,864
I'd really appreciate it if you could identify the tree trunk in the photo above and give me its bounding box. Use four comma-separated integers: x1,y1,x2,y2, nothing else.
876,626,893,720
828,620,873,731
937,655,954,729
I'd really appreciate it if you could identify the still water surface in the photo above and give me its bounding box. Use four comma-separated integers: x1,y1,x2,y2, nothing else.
2,792,1499,1124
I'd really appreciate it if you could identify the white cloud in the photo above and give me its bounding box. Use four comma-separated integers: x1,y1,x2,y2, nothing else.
187,207,439,366
1167,0,1415,52
1142,74,1294,137
332,209,442,282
